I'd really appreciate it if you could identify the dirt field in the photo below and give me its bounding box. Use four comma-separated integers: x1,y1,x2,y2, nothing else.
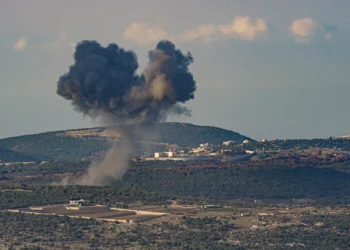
9,203,210,225
16,204,165,223
9,202,346,230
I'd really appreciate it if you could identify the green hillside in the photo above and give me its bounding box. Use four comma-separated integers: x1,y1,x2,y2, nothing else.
0,148,39,163
123,122,251,147
146,122,250,147
0,131,110,161
0,122,250,162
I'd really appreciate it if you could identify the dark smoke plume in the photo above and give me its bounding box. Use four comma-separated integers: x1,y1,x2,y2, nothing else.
57,40,196,123
56,40,196,185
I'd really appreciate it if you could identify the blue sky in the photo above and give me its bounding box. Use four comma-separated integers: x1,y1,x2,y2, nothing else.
1,0,350,140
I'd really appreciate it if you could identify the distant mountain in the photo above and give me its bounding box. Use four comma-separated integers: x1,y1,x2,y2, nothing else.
0,122,251,162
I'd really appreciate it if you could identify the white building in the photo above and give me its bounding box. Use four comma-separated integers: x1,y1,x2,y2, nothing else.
223,140,234,146
199,143,209,148
190,147,205,153
154,152,167,158
243,140,250,144
155,152,175,158
167,151,176,157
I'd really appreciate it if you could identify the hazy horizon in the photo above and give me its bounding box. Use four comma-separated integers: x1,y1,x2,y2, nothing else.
1,0,350,140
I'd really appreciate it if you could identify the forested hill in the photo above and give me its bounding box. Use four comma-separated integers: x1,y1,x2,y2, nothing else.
0,148,39,163
141,122,251,147
0,122,251,162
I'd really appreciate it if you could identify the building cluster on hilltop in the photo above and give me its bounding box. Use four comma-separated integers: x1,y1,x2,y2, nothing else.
146,139,256,162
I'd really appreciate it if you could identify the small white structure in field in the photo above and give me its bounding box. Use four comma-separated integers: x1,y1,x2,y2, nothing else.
245,150,255,154
199,143,209,148
29,206,44,211
66,206,80,210
240,213,250,217
258,213,274,216
203,205,222,209
243,140,250,144
69,199,89,206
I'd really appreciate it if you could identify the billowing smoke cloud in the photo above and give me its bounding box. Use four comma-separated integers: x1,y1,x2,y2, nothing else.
57,40,195,123
56,40,196,185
